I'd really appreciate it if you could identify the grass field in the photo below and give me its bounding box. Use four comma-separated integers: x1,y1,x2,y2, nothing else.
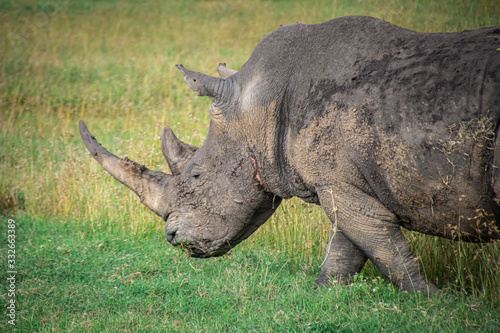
1,0,500,331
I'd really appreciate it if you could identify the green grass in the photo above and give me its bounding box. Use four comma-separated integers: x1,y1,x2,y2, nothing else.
1,0,500,330
2,215,500,332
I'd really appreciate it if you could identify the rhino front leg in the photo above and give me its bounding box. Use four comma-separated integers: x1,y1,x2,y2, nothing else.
316,225,367,287
317,185,438,295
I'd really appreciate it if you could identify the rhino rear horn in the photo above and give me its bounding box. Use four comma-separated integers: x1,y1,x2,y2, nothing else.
217,63,238,79
79,120,173,220
176,64,230,102
161,126,198,175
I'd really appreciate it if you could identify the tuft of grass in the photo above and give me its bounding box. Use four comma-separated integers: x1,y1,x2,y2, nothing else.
406,231,500,305
0,184,25,216
1,0,500,327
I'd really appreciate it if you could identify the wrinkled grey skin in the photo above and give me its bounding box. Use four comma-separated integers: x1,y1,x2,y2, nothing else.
80,16,500,294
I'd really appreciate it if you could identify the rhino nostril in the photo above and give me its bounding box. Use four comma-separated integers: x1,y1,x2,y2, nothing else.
166,229,177,244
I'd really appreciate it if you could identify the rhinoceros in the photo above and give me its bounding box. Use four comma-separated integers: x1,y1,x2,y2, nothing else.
79,16,500,294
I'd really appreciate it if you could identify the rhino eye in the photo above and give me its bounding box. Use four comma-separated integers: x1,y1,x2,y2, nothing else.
190,167,204,180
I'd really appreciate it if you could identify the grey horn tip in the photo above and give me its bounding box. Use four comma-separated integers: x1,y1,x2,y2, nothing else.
78,120,92,142
161,126,174,137
79,119,87,132
78,119,100,158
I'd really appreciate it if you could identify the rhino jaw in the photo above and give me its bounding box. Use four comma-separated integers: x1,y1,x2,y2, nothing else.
164,195,282,258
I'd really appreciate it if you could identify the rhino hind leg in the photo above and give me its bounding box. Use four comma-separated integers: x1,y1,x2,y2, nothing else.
316,226,367,287
317,185,439,295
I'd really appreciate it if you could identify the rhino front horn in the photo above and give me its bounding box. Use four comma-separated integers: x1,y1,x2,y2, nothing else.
79,120,173,220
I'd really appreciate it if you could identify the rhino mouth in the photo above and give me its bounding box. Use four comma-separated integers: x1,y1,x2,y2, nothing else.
185,245,230,258
174,239,230,258
165,221,231,258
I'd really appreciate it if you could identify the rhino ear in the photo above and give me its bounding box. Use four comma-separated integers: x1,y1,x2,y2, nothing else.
176,64,230,102
217,63,238,79
161,126,198,175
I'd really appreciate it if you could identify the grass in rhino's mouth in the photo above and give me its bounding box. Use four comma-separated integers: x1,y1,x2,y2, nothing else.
178,242,208,257
177,241,231,258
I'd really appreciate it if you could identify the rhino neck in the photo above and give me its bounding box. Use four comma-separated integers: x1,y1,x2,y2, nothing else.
235,93,320,203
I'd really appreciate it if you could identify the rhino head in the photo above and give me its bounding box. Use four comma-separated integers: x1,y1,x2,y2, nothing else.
79,64,281,258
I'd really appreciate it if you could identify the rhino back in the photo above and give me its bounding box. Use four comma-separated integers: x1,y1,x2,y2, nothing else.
237,16,500,241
